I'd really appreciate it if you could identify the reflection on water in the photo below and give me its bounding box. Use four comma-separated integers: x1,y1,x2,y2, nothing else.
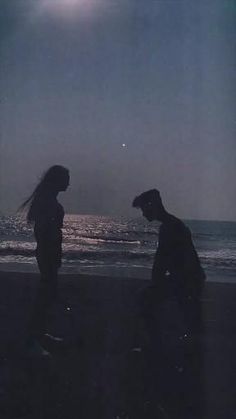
0,214,236,281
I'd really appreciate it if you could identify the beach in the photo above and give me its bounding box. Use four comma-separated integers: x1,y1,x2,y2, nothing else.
0,271,236,418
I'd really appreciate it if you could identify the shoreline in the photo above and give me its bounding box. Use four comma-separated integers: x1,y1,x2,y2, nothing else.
1,264,236,284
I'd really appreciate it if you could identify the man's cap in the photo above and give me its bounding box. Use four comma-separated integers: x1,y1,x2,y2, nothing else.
132,189,161,208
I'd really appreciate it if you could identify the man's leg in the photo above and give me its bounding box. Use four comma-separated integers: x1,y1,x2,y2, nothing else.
133,283,169,350
178,292,204,336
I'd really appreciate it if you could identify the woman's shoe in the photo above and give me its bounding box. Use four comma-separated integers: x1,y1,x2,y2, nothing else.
27,340,52,358
44,333,64,343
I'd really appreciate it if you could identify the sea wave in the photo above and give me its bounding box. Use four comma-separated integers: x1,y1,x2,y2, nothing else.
63,233,141,245
201,257,236,269
0,245,154,261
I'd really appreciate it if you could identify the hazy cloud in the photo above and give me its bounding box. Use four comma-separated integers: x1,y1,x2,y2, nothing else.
0,0,235,220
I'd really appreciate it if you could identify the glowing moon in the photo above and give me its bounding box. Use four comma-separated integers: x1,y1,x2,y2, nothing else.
38,0,104,18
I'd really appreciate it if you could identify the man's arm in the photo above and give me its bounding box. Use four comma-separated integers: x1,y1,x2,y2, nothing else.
151,226,169,284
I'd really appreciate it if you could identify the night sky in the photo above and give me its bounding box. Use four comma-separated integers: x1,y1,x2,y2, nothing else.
0,0,235,220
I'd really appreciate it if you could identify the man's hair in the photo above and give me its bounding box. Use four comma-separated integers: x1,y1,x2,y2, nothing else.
132,189,162,208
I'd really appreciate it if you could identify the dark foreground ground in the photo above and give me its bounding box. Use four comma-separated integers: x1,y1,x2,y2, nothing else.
0,271,236,419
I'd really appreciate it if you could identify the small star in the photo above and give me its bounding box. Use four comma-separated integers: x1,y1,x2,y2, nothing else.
122,143,126,147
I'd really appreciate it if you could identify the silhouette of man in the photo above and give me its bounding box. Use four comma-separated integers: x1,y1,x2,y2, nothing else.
132,189,205,339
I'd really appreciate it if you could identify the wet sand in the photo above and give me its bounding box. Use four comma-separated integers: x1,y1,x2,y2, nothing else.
0,271,236,418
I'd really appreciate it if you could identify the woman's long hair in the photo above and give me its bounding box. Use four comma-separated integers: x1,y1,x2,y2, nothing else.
19,165,69,223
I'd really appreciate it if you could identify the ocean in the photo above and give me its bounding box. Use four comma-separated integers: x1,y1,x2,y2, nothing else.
0,214,236,283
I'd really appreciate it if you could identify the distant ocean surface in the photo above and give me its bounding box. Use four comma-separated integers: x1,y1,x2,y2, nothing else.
0,214,236,283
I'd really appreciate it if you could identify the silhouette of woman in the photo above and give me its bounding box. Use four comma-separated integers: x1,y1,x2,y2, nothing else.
20,165,70,354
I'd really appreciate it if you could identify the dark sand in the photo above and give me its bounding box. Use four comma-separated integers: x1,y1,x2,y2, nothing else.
0,271,236,418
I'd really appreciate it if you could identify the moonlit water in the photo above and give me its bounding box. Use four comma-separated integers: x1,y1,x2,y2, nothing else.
0,214,236,282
